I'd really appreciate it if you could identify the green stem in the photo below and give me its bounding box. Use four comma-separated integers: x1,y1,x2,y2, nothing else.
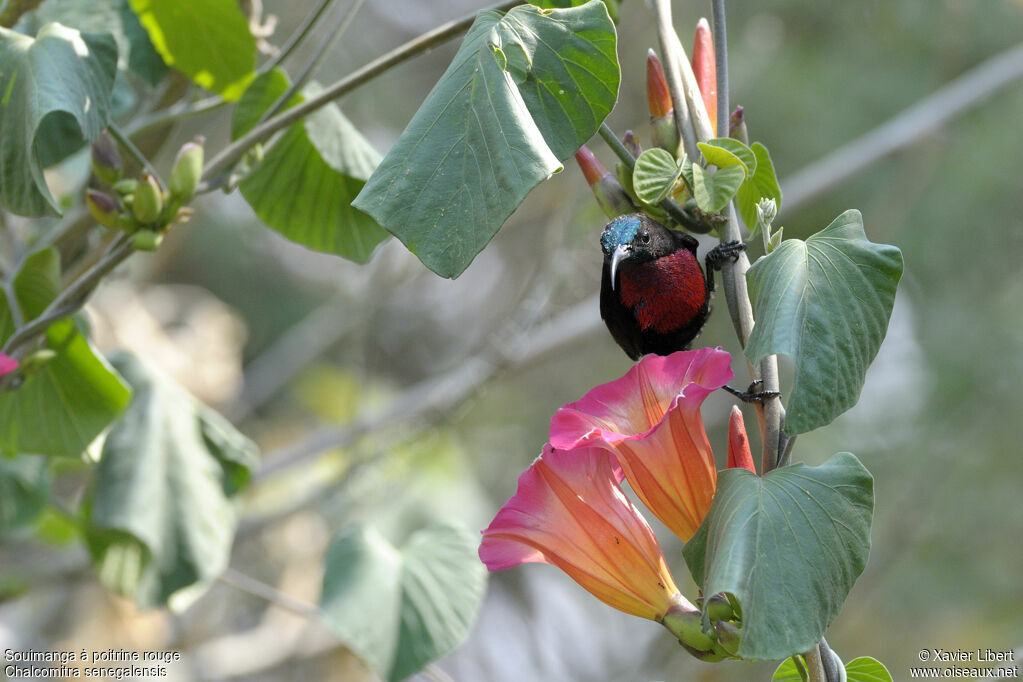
597,123,703,231
125,96,228,137
649,0,698,159
259,0,337,75
108,124,164,190
258,0,367,125
708,0,785,473
1,236,134,358
0,0,43,27
199,0,519,191
804,645,828,682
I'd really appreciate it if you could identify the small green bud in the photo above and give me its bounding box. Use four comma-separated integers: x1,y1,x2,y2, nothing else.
169,138,204,200
768,226,784,253
132,230,163,251
19,348,57,375
132,173,164,224
91,130,122,185
112,178,138,195
703,594,735,622
714,620,742,657
729,106,748,144
85,189,120,229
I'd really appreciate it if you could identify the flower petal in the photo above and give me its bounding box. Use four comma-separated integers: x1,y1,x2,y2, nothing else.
0,352,18,378
550,347,732,448
480,445,679,621
549,348,733,541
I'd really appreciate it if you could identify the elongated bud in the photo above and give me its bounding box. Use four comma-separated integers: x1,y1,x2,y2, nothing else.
647,50,680,155
622,130,642,159
91,130,122,185
133,173,164,224
729,106,748,144
86,189,121,229
170,138,204,201
574,146,635,218
727,405,757,473
692,18,717,135
132,230,163,251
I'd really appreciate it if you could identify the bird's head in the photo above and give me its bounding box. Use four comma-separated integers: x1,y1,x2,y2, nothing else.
600,214,676,290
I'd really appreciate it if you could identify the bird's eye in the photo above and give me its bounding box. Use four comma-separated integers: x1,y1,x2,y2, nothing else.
640,232,650,244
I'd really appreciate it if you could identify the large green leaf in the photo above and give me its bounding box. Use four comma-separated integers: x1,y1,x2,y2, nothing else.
321,524,487,681
353,1,619,278
0,23,117,216
0,249,131,458
745,210,904,434
127,0,254,100
84,352,258,608
232,70,389,262
683,453,874,661
0,456,49,533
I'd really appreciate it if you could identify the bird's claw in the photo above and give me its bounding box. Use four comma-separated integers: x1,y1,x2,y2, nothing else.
723,380,781,404
705,240,746,270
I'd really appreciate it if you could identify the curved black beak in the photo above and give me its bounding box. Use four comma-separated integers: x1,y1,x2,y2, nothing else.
609,243,631,291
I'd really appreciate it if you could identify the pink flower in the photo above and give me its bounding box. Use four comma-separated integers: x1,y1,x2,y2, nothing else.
0,352,18,379
479,444,685,621
549,348,733,541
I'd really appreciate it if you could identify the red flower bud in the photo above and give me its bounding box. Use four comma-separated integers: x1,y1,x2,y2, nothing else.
646,49,673,119
729,105,748,144
575,146,636,218
692,18,717,135
726,405,757,474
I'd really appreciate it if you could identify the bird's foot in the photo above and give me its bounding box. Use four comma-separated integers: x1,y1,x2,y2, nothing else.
704,241,746,293
705,240,746,270
723,379,781,404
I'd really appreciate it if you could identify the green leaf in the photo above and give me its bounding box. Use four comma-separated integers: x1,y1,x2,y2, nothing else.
772,657,808,682
0,456,49,533
744,210,904,433
127,0,254,100
353,1,619,278
846,656,894,682
683,453,874,661
632,148,683,205
84,352,258,608
321,524,487,681
0,23,118,216
0,249,131,457
736,142,782,231
692,163,745,213
698,138,755,175
118,0,167,86
233,70,389,263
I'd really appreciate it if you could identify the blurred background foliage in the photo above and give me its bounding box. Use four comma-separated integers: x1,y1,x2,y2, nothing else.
2,0,1022,680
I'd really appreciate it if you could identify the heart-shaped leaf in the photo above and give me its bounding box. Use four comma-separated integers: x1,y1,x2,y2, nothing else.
744,210,904,433
0,23,117,216
735,142,782,231
84,352,258,608
321,524,487,681
683,453,874,660
632,148,683,205
692,163,745,213
698,138,754,174
353,1,619,278
0,248,131,457
127,0,254,99
233,70,389,262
